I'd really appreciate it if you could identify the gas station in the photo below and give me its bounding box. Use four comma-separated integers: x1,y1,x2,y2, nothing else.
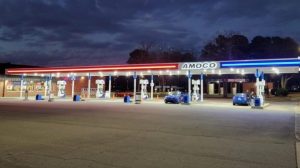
3,57,300,108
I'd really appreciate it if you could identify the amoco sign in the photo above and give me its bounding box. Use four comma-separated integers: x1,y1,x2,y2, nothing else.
180,62,218,70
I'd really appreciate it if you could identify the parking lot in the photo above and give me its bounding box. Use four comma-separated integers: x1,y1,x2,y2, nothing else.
0,99,297,168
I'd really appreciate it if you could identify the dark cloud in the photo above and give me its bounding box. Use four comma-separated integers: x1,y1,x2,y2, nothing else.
0,0,299,66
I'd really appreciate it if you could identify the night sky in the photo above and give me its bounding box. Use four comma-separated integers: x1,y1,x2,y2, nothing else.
0,0,299,66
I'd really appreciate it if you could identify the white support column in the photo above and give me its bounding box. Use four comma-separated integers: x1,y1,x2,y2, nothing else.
150,75,154,100
44,78,48,97
48,75,52,95
87,73,91,98
188,70,192,102
71,75,75,98
108,75,112,99
260,71,265,105
200,73,204,102
140,80,143,99
20,75,24,98
133,72,137,100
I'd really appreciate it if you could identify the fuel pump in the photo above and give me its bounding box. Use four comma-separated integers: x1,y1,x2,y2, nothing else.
139,79,149,99
57,80,66,97
96,79,105,98
192,79,200,101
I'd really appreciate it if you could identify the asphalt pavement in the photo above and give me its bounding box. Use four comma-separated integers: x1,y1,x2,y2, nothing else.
0,99,297,168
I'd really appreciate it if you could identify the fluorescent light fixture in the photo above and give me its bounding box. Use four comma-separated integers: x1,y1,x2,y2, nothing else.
241,69,245,75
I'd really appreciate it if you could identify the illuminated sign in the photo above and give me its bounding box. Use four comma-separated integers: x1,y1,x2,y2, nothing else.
180,62,218,70
220,59,300,68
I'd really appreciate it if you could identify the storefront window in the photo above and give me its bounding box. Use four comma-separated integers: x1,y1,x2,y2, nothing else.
6,80,45,91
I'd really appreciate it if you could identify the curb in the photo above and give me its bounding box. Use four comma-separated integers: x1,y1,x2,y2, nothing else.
250,103,270,109
294,101,300,168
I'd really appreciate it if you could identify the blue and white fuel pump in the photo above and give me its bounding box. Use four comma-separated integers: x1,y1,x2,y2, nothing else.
255,69,265,106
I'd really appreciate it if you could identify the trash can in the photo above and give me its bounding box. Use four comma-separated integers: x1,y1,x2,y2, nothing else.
73,95,81,102
135,92,141,104
254,97,261,107
36,94,43,100
182,95,190,104
124,95,131,103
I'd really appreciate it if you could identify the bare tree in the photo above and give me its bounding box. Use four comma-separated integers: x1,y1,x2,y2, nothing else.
139,41,155,52
280,74,296,89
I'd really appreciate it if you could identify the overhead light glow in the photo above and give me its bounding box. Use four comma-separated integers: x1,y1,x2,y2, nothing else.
241,69,245,75
7,64,178,74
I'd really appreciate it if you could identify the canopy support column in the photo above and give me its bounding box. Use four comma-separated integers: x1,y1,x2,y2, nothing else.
20,75,24,98
133,72,137,101
150,75,154,100
108,75,112,99
87,73,91,98
71,75,75,98
188,70,192,102
200,73,204,102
